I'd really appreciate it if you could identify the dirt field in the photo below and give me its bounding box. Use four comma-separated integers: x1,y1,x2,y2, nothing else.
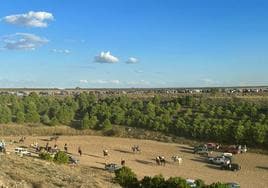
3,135,268,188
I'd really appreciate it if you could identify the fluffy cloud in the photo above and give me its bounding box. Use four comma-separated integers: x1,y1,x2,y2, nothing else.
95,51,119,63
1,33,48,50
79,80,88,83
79,79,120,85
127,80,150,86
52,49,71,54
2,11,54,27
91,80,120,84
126,57,139,64
135,70,143,74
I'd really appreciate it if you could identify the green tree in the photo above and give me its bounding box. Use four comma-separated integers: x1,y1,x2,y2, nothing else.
25,102,40,123
41,114,51,125
80,112,90,130
0,105,12,123
103,119,112,131
16,111,25,124
114,166,138,188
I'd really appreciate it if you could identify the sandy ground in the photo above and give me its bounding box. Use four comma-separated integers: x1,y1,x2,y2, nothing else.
3,135,268,188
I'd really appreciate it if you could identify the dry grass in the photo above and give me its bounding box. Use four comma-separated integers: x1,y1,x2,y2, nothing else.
0,153,118,188
0,124,99,137
3,135,268,188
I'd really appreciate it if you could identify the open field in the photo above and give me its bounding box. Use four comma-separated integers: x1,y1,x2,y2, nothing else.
3,135,268,188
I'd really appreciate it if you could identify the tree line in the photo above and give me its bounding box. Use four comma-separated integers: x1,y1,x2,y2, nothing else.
115,166,230,188
0,92,267,147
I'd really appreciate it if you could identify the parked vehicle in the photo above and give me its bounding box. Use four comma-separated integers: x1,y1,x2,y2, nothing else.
186,179,196,188
15,147,31,157
221,163,241,171
208,156,230,165
226,145,241,154
194,145,210,156
104,163,122,172
226,182,240,188
221,152,233,158
69,155,79,165
206,143,220,150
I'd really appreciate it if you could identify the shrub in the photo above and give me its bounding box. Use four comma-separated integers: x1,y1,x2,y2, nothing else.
140,176,153,188
39,152,53,161
195,179,205,188
206,182,229,188
140,175,167,188
166,177,189,188
151,175,166,187
53,151,69,164
103,127,124,137
114,166,139,187
103,119,112,131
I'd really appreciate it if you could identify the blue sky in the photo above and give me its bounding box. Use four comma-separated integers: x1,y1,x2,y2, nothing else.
0,0,268,88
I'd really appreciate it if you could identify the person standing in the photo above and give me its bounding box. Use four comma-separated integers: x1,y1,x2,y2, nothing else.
64,143,68,153
78,146,82,156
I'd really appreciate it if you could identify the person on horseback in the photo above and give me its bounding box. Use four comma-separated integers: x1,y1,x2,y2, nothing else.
78,146,82,156
121,158,125,166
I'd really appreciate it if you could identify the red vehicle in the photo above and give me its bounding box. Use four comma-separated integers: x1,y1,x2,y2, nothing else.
206,143,220,150
226,145,241,154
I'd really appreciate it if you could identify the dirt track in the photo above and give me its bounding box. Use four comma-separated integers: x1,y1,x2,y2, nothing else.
4,135,268,188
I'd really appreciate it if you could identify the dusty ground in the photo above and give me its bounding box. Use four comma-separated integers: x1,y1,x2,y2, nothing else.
0,152,118,188
3,135,268,188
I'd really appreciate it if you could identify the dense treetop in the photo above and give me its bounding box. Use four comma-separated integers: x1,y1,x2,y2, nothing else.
0,93,267,147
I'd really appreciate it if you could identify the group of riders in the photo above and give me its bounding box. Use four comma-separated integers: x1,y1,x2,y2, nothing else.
1,138,174,167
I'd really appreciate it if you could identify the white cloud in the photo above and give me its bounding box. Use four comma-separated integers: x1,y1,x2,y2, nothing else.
95,51,119,63
127,80,150,86
52,49,71,54
90,80,120,84
110,80,120,84
1,33,48,50
200,78,219,84
135,70,143,74
126,57,139,64
2,11,54,27
79,80,88,83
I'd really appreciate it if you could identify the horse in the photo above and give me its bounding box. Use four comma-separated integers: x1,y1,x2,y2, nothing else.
132,145,141,153
19,136,26,143
171,156,182,164
30,142,39,149
103,149,109,157
156,156,166,166
156,156,161,165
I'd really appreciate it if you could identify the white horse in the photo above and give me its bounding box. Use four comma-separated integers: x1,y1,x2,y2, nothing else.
171,155,183,164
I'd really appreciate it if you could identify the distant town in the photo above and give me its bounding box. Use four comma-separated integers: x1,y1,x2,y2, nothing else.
0,86,267,97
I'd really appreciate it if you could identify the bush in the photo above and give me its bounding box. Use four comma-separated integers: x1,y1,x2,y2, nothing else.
195,179,205,188
53,151,69,164
140,175,167,188
166,177,189,188
114,166,139,187
103,126,124,137
151,175,166,187
140,176,153,188
39,152,53,161
112,165,235,188
206,182,229,188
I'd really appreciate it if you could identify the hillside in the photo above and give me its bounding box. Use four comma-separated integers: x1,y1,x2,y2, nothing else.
0,153,118,188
